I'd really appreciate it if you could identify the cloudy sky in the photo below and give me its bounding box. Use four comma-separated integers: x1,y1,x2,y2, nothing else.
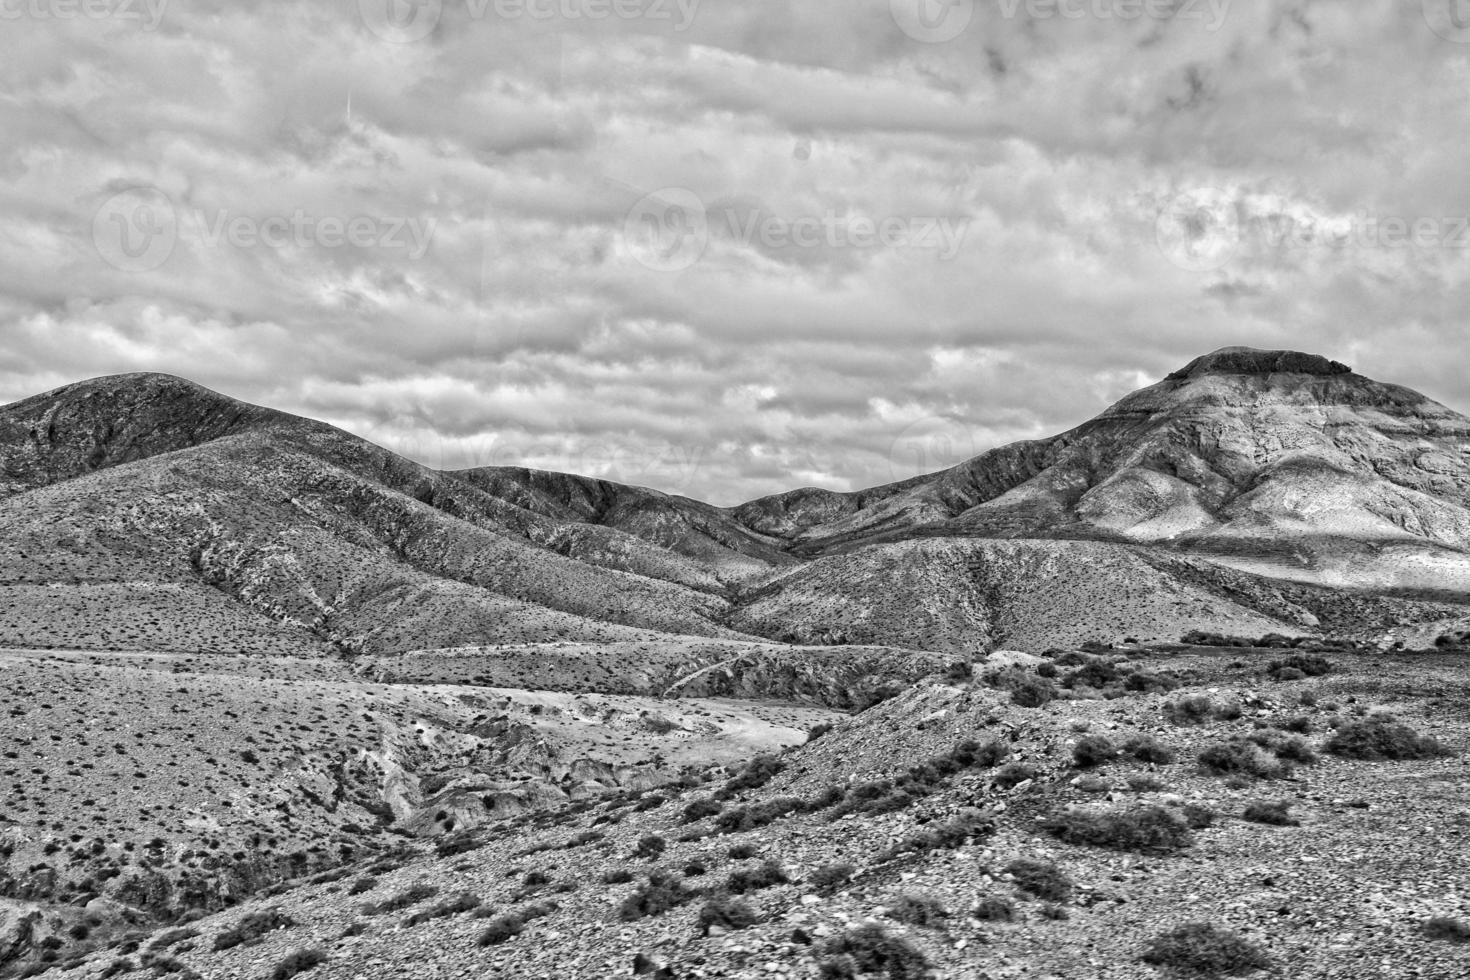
3,0,1470,504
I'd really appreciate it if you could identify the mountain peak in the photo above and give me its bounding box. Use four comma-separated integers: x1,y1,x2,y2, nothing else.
1165,347,1352,381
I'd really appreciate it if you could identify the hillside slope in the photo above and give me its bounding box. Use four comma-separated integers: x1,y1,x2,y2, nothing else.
733,349,1470,591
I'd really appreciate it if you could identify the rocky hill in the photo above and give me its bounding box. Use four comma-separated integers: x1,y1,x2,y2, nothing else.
737,348,1470,587
21,641,1470,979
5,350,1470,977
8,350,1470,659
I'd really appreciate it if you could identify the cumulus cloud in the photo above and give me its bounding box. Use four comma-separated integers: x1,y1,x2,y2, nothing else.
3,0,1470,504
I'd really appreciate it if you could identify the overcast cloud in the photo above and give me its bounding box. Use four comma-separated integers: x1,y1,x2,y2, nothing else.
3,0,1470,503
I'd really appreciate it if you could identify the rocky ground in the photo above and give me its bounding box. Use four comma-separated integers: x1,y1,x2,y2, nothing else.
18,642,1468,980
0,647,844,977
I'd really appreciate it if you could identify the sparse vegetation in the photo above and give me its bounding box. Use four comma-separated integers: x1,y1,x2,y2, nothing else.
213,909,295,951
726,859,789,894
1004,858,1072,903
697,896,760,935
972,895,1016,922
1423,916,1470,943
810,861,856,894
817,924,931,980
271,948,327,980
1072,734,1117,768
1141,922,1271,975
619,872,698,920
1041,805,1192,854
1124,735,1176,764
886,893,948,928
633,834,667,859
1241,801,1298,827
1325,719,1450,761
877,809,995,861
1197,739,1291,780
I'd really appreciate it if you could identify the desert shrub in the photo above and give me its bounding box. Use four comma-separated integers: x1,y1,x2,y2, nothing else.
434,835,484,858
683,860,707,877
1124,670,1182,693
972,895,1016,921
271,948,326,980
878,809,995,861
1215,700,1244,721
715,797,804,834
886,893,948,928
631,793,666,812
1127,774,1166,792
994,762,1038,789
698,896,760,935
619,872,697,921
1267,734,1317,765
633,835,666,860
347,876,377,896
522,870,551,887
822,741,1005,822
809,862,855,894
403,891,481,927
1140,922,1271,975
945,660,974,683
1267,655,1332,679
1072,735,1117,768
98,961,134,979
1242,801,1298,827
1423,917,1470,943
1011,677,1057,708
726,860,789,895
682,797,723,823
1075,774,1111,793
1325,720,1450,761
727,843,758,860
1197,739,1290,779
1040,903,1069,920
1041,805,1192,854
1165,695,1216,726
1181,804,1216,829
807,722,835,741
717,755,785,799
148,927,198,950
817,924,931,980
476,915,524,946
808,785,847,810
1004,858,1072,903
1274,715,1312,734
213,909,295,950
602,869,635,885
1123,735,1176,764
1065,660,1122,690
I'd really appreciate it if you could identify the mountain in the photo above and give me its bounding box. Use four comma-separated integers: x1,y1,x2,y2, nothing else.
735,347,1470,591
4,349,1470,660
5,350,1470,978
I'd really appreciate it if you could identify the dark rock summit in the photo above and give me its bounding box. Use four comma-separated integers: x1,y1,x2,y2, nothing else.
1165,347,1353,380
